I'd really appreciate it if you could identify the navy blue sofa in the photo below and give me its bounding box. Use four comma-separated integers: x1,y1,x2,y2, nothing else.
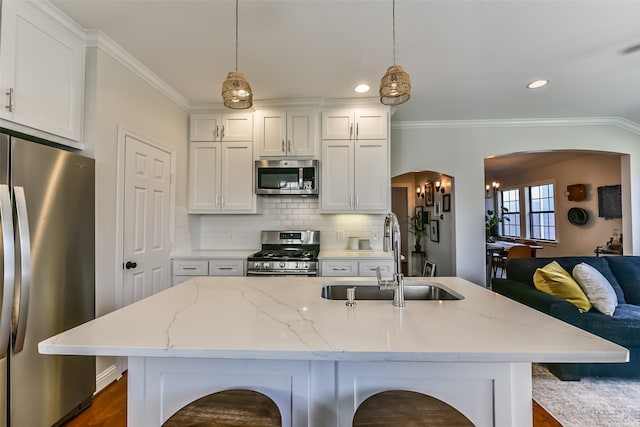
492,256,640,380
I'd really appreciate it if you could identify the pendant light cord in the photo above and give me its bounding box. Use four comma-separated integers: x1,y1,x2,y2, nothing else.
235,0,239,72
392,0,396,66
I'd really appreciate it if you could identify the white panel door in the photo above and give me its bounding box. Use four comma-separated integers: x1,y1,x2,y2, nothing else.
123,134,172,306
321,140,354,212
354,140,389,212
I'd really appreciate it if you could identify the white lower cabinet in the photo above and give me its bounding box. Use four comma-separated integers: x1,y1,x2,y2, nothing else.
320,260,358,276
133,357,502,427
209,259,245,276
358,260,393,277
172,258,246,285
320,259,393,277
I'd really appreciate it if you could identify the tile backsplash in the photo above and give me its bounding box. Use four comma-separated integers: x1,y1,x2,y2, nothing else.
174,197,387,252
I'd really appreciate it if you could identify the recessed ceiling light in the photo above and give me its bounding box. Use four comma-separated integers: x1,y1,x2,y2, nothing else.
355,84,370,93
527,79,549,89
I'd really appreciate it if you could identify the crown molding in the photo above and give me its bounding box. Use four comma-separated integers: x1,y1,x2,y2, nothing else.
85,30,191,111
27,0,86,40
391,117,640,135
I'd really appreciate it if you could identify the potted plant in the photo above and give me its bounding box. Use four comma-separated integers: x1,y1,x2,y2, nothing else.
485,207,509,241
408,213,427,252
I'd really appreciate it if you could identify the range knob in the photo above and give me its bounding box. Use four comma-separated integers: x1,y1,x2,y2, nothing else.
279,262,286,268
263,262,270,269
254,262,261,269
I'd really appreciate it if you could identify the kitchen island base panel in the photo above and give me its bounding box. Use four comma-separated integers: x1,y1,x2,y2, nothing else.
128,357,532,427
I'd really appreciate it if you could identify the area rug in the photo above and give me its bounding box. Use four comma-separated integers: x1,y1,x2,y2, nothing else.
532,363,640,426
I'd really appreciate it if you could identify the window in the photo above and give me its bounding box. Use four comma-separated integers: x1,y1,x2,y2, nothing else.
529,183,555,240
497,181,556,242
500,189,520,237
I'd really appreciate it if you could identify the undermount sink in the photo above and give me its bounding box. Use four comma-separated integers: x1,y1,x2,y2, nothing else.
321,281,463,301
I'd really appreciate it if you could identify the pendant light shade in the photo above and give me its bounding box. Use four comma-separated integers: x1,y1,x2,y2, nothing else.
379,0,411,106
222,71,253,109
380,65,411,106
222,0,253,109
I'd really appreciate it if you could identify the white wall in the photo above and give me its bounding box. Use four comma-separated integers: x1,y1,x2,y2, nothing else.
83,46,189,384
391,120,640,286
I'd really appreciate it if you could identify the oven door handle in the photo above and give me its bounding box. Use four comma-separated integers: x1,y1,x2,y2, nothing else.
247,270,317,277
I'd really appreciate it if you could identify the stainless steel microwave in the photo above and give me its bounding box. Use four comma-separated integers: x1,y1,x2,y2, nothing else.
255,159,319,195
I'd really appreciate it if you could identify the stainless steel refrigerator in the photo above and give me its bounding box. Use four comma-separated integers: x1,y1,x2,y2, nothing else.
0,132,95,426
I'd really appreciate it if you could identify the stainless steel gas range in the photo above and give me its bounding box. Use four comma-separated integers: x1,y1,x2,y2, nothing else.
247,230,320,277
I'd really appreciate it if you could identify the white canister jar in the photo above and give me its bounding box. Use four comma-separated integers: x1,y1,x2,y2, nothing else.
348,237,359,250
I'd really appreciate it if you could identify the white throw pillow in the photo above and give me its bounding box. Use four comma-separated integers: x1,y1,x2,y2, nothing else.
572,263,618,316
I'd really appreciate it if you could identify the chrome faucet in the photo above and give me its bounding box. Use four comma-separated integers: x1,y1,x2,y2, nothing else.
376,212,405,307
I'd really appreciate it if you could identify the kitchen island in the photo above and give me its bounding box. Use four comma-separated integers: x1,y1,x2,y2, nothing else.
39,276,627,426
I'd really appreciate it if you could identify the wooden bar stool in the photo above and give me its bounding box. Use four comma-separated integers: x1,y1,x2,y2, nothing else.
163,389,281,427
352,390,474,426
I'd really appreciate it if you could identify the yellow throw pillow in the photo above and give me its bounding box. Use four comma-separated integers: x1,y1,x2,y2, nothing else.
533,261,592,313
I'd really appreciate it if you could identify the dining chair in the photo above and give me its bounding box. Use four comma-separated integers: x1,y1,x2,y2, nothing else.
494,245,531,278
521,240,539,257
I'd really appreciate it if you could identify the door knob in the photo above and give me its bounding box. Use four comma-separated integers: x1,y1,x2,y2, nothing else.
125,261,137,270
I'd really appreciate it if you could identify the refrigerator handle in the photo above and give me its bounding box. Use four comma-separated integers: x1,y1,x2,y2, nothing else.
12,187,30,353
0,184,15,358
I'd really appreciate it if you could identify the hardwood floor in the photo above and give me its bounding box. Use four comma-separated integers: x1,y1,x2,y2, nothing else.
63,372,561,426
63,374,127,427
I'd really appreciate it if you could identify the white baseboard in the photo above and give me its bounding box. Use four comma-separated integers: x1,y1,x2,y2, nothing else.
96,363,120,393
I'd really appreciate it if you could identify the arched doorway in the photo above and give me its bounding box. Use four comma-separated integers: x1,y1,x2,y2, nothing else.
392,171,456,277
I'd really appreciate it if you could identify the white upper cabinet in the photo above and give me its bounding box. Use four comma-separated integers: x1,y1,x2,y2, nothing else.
0,0,85,144
188,112,256,214
190,113,253,142
188,141,255,214
321,109,388,140
255,110,317,157
321,139,389,213
188,141,220,212
320,140,354,211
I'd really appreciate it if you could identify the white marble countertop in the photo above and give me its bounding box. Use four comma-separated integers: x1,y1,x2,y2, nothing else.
39,277,628,364
318,250,392,259
172,250,256,259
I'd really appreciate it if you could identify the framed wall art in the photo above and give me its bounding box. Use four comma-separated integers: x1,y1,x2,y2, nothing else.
443,194,451,212
433,201,441,218
425,182,434,207
422,260,437,277
429,219,439,242
414,206,425,231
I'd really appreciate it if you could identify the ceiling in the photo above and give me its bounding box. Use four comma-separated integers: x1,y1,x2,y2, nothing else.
484,151,606,178
50,0,640,123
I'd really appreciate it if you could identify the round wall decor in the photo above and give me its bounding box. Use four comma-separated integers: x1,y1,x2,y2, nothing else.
568,207,589,225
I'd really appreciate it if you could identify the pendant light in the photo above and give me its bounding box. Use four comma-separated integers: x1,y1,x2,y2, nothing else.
379,0,411,106
222,0,253,109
